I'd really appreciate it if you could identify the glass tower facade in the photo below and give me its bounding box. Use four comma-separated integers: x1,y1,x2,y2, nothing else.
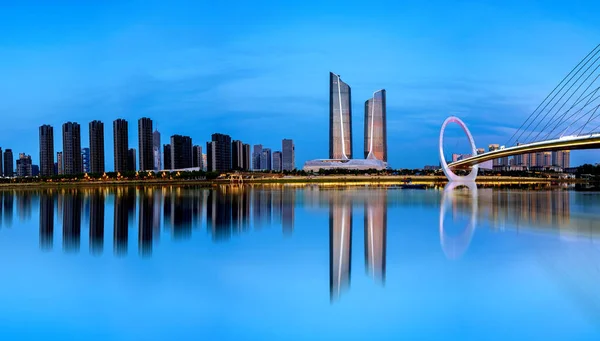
329,72,352,160
364,89,387,162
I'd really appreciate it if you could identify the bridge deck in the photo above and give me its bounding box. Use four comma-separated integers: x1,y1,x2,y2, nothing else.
449,134,600,168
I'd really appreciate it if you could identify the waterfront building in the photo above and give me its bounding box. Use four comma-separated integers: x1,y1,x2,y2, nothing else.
82,148,90,173
113,119,129,172
193,145,203,170
364,89,387,162
329,72,353,160
303,72,386,172
202,154,207,171
32,165,39,176
138,117,153,171
153,130,161,171
16,153,32,177
282,139,295,171
252,144,263,170
261,148,272,171
206,133,232,172
232,140,244,170
170,135,193,169
552,150,570,169
128,148,137,172
242,144,251,171
163,144,172,170
4,149,15,178
39,125,54,177
57,152,63,175
62,122,82,175
273,151,282,172
0,147,2,176
89,120,105,173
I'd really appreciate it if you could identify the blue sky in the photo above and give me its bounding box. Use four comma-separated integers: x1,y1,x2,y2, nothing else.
1,0,599,169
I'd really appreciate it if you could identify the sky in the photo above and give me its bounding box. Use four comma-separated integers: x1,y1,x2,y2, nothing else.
1,0,599,169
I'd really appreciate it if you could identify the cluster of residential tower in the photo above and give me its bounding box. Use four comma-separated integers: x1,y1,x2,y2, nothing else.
0,118,295,178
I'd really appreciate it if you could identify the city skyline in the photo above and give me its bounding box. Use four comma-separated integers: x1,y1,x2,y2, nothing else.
0,2,599,168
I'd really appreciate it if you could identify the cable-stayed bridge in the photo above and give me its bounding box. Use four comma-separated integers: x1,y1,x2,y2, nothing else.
441,44,600,181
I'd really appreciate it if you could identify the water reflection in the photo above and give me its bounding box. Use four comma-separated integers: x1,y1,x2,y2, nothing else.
329,189,388,301
39,192,53,251
62,191,81,253
1,184,599,304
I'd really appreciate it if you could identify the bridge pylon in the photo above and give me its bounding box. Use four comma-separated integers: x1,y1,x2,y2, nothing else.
439,116,479,182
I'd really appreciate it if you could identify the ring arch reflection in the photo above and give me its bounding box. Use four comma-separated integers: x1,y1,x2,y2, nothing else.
439,181,478,260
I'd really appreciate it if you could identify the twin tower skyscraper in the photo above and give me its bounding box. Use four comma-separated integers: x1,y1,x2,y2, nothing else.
329,72,387,163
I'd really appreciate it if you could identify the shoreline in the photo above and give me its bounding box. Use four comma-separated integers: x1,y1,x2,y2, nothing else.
0,175,592,189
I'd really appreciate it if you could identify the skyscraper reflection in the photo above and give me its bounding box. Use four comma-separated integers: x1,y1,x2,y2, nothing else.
170,188,193,240
3,191,13,227
39,191,54,251
281,187,295,235
62,190,82,253
139,188,154,257
207,186,233,241
329,192,352,302
364,190,387,284
17,191,32,222
89,191,105,256
113,188,133,256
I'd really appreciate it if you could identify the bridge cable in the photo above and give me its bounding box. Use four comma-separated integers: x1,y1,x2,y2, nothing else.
577,99,600,135
506,44,600,146
539,70,600,140
520,51,600,144
555,87,600,137
572,104,600,135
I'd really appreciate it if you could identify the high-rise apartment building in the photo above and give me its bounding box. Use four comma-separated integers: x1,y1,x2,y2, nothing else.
153,130,161,171
488,144,502,167
89,120,105,173
39,125,54,177
113,119,129,172
242,144,251,171
282,139,295,171
252,144,263,170
138,117,153,171
364,89,387,161
552,150,570,169
170,135,193,169
193,145,203,169
272,151,282,172
16,153,32,177
0,147,3,177
232,140,244,170
261,148,272,171
62,122,82,175
82,148,90,173
128,148,137,172
57,152,63,175
330,72,352,160
206,141,216,172
163,144,172,170
206,133,232,172
3,149,13,177
202,154,207,172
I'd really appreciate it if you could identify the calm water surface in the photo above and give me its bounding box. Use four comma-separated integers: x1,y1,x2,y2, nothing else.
0,184,599,340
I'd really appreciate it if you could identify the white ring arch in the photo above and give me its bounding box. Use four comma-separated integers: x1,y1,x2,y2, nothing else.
439,116,478,182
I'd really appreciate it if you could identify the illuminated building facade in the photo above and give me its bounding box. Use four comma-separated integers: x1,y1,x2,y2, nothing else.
364,89,387,161
329,72,353,160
